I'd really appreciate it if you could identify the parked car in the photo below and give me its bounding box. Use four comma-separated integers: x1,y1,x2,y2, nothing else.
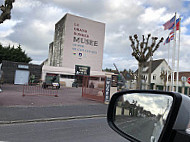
42,74,60,89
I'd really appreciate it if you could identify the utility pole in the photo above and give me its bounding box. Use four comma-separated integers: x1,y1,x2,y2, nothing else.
113,63,127,89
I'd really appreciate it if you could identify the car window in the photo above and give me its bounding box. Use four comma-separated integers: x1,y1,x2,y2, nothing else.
0,0,190,142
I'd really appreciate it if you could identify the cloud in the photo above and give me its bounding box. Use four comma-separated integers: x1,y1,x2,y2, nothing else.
139,7,166,24
0,0,190,72
0,0,66,63
103,55,138,71
183,17,190,26
144,0,182,12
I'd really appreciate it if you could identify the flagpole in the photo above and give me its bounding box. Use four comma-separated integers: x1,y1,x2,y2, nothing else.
176,17,181,92
167,42,170,91
172,12,177,92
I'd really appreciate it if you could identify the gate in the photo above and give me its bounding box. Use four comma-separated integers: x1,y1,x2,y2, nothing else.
14,70,30,85
23,83,58,97
82,76,106,103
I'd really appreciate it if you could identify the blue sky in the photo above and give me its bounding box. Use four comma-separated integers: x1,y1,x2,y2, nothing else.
0,0,190,71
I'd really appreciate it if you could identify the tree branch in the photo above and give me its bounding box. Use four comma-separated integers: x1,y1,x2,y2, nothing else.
0,0,15,24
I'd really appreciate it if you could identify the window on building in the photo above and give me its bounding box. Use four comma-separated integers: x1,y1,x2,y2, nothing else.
143,67,149,72
101,77,105,81
161,67,164,72
153,75,156,80
144,75,147,81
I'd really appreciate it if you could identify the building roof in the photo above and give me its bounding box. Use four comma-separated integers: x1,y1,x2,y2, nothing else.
136,59,167,74
41,58,48,66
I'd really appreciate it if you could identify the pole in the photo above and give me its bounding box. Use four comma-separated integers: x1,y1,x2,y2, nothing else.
171,12,177,91
113,63,127,89
176,17,181,92
166,42,170,91
148,48,153,89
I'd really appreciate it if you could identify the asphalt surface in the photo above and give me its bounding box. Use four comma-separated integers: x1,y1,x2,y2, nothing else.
115,116,156,142
0,117,127,142
0,104,108,122
0,84,126,142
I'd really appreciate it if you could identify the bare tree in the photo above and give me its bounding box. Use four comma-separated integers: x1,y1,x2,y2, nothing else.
0,0,15,24
129,34,164,89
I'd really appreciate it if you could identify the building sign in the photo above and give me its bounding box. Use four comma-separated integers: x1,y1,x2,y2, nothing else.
75,65,90,76
62,14,105,71
111,75,118,87
105,77,111,102
18,65,29,69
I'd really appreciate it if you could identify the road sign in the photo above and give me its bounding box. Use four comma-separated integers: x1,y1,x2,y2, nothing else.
181,76,187,87
187,77,190,84
181,76,187,82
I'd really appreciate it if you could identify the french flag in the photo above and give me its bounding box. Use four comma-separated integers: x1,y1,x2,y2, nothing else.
169,18,180,31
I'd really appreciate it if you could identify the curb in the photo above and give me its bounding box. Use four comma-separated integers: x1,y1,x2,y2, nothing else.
0,114,106,125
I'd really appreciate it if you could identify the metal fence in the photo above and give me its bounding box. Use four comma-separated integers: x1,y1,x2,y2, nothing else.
23,83,58,97
82,76,106,103
154,85,190,96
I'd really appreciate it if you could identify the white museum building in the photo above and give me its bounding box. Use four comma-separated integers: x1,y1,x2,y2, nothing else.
42,13,115,87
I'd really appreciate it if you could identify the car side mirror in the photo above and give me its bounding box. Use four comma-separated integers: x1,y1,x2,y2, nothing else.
107,90,190,142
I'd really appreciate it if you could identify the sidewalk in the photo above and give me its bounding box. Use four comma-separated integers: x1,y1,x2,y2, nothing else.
0,84,108,122
0,84,102,106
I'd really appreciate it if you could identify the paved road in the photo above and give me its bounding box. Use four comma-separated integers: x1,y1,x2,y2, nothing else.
0,117,127,142
0,85,127,142
0,104,108,122
115,116,156,142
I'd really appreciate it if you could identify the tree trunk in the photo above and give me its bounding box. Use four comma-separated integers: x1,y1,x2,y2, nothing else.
148,57,152,89
137,62,143,90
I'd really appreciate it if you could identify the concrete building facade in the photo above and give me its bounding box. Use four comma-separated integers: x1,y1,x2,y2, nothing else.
42,13,112,87
48,13,105,71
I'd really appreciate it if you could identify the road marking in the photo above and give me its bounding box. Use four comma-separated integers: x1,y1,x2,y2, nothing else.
0,114,106,125
116,118,138,125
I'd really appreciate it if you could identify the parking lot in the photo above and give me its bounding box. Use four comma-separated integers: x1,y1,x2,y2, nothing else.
0,84,102,107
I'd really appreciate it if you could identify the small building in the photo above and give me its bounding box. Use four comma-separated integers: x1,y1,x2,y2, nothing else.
136,59,171,89
143,59,171,85
172,72,190,87
1,60,42,84
169,72,190,94
135,59,190,95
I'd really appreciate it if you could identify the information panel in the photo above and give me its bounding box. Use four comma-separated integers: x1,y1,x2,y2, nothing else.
75,65,90,76
105,77,111,102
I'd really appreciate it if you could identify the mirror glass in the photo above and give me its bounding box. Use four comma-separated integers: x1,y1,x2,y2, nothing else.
114,93,173,142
